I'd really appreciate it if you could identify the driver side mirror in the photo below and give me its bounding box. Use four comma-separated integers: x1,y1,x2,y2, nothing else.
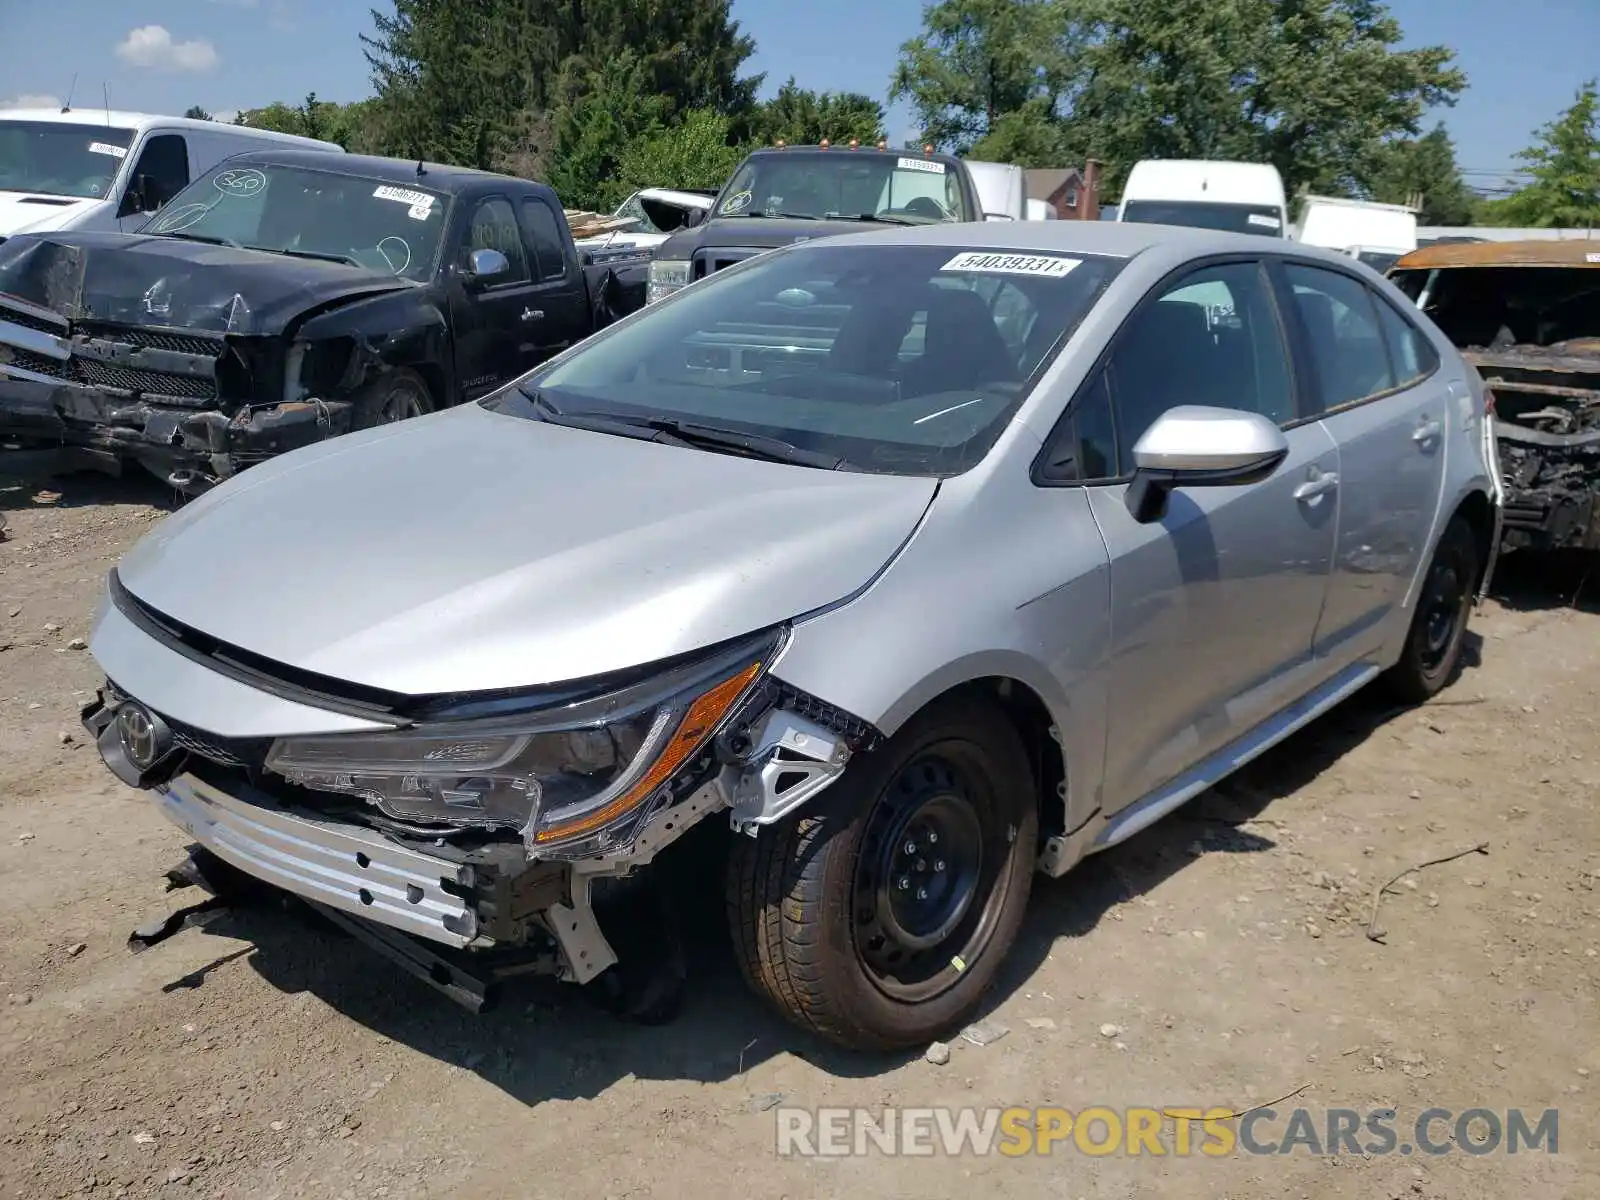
1123,405,1289,524
685,206,707,229
118,173,162,219
463,247,511,286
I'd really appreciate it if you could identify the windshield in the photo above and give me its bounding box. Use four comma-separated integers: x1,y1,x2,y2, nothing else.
713,152,972,223
1121,199,1285,236
142,162,450,280
484,243,1121,476
0,120,133,199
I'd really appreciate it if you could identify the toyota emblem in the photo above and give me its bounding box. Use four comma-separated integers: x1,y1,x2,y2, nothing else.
115,703,168,771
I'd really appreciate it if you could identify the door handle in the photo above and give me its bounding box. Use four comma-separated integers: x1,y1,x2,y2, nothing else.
521,308,544,322
1412,418,1442,444
1293,470,1339,501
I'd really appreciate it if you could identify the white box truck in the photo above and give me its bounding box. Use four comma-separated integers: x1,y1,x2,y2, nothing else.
1117,159,1289,237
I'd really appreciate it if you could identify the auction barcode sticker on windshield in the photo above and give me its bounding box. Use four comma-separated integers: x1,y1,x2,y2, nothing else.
898,157,946,174
941,251,1081,278
374,185,433,209
88,142,127,158
1247,213,1282,229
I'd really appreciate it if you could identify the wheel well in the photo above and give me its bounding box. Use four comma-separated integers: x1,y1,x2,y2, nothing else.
1453,490,1494,589
939,677,1066,841
406,362,447,411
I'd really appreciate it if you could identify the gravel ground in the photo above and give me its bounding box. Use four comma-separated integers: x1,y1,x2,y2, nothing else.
2,473,1597,1200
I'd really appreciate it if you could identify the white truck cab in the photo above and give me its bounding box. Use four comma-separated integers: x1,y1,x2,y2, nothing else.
1117,159,1289,237
0,108,343,240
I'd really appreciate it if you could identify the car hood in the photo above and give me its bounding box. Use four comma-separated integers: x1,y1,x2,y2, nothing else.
114,401,938,696
0,230,413,335
0,191,104,237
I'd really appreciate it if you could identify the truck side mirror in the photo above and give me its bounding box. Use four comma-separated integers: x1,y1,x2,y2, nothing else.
464,248,511,285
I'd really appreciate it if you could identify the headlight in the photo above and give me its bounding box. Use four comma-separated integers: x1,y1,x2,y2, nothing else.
263,632,778,859
647,258,691,303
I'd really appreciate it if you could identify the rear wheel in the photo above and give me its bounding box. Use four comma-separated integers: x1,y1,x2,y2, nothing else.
1382,515,1479,704
727,695,1037,1051
352,368,434,429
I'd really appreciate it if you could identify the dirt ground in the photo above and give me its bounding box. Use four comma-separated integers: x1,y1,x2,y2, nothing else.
2,474,1597,1200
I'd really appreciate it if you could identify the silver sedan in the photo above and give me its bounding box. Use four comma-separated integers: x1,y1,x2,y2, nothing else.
82,220,1502,1050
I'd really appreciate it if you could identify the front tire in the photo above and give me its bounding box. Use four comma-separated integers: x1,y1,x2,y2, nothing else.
1383,515,1479,704
727,695,1037,1052
351,368,434,429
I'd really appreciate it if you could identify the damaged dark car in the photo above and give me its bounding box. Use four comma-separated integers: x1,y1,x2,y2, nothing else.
0,150,647,493
1392,240,1600,552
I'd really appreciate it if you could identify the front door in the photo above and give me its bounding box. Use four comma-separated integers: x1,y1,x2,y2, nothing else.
1082,259,1339,812
1273,262,1450,666
450,194,547,399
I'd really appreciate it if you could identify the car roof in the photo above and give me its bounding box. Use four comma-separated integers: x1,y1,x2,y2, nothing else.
216,148,545,194
0,107,340,148
1393,239,1600,270
790,219,1366,265
743,144,964,168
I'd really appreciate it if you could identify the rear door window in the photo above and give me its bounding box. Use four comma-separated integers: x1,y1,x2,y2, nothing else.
1283,264,1397,413
1373,293,1441,386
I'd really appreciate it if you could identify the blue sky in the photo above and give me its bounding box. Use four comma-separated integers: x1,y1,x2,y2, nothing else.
1,0,1596,183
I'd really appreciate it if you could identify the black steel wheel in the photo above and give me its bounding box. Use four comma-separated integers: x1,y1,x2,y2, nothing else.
1383,515,1479,704
727,694,1038,1052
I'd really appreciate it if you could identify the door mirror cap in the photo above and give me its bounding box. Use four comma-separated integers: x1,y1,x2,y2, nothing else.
1125,405,1289,524
465,247,511,283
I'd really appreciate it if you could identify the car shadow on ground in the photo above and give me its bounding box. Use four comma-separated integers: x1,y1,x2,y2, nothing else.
0,468,180,516
153,645,1487,1110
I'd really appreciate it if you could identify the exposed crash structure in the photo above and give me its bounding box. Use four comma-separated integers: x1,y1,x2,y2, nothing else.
1,151,647,493
1392,241,1600,551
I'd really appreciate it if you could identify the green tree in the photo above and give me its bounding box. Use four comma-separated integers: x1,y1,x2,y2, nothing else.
236,95,382,152
890,0,1072,153
891,0,1466,196
546,51,670,211
1360,124,1478,226
183,105,213,121
618,109,747,193
1484,80,1600,228
756,78,884,145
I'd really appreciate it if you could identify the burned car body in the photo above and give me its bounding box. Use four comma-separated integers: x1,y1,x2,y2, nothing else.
1,150,645,493
1392,241,1600,551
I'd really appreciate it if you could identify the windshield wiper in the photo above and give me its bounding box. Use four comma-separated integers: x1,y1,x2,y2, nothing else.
517,388,844,468
632,417,845,469
152,230,243,248
256,246,362,266
724,211,820,220
851,213,920,225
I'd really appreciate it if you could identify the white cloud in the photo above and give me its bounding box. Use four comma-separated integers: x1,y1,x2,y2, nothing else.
2,94,62,110
115,26,220,73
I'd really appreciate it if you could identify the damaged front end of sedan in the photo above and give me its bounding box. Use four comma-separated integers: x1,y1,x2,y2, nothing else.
80,607,881,1014
0,232,430,494
1391,241,1600,552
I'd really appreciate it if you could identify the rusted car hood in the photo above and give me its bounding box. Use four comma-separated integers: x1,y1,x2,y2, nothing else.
0,230,413,336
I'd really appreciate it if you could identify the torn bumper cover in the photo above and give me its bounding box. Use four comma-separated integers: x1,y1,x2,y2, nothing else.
0,301,350,488
1471,346,1600,551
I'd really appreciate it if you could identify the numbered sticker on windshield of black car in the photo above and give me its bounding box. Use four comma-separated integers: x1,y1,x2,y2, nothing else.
373,185,436,220
941,251,1081,278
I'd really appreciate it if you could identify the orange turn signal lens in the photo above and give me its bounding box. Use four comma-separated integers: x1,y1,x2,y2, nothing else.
529,661,764,846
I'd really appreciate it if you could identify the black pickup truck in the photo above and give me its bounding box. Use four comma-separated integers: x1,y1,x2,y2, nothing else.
0,149,647,493
646,143,985,303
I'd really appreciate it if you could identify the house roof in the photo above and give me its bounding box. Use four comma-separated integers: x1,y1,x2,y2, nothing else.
1024,168,1082,200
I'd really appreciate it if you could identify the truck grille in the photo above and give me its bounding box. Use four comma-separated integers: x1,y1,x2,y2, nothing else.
0,311,223,403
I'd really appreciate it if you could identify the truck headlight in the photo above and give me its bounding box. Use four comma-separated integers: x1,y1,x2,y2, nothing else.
647,259,691,303
264,632,779,859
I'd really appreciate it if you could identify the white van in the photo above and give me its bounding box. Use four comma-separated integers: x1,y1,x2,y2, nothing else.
1295,194,1418,272
0,107,343,240
1117,159,1288,237
962,160,1027,221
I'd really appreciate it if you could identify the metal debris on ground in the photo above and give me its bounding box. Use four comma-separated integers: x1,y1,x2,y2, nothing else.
1366,842,1491,943
960,1019,1010,1047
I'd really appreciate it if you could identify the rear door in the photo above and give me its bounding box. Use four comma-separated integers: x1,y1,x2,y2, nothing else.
1272,261,1449,667
515,195,590,360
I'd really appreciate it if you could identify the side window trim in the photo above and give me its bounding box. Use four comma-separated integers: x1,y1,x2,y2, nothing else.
1268,256,1441,423
1031,253,1293,489
463,193,531,291
1372,286,1443,389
